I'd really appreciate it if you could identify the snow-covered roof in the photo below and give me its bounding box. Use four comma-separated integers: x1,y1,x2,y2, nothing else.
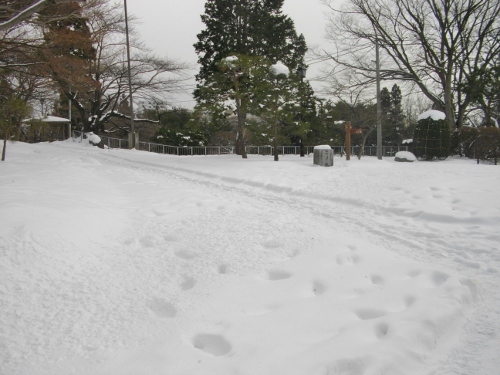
417,110,445,121
24,116,70,123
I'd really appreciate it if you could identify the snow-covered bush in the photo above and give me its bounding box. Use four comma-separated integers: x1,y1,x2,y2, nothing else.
87,132,102,147
413,110,450,160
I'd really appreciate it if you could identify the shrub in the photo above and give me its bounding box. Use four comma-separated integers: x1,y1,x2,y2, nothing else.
413,114,451,160
475,127,500,165
152,127,208,147
451,126,479,158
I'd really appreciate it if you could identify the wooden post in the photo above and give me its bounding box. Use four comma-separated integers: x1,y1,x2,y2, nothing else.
346,121,351,161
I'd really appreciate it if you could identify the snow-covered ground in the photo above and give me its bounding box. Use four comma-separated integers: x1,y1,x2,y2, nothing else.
1,139,499,375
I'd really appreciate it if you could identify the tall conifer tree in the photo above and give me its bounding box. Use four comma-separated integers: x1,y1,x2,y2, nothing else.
194,0,307,157
389,84,404,144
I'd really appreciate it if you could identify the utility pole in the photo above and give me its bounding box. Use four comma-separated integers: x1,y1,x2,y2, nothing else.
124,0,136,149
68,84,72,139
345,121,351,161
297,66,307,157
376,37,382,160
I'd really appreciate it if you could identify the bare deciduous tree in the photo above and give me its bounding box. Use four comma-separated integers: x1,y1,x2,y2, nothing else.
37,0,188,133
0,0,82,31
322,0,500,131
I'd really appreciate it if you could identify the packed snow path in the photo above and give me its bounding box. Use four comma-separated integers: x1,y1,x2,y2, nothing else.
1,141,498,375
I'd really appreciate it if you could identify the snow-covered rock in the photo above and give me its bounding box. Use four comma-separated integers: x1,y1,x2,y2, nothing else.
395,151,417,162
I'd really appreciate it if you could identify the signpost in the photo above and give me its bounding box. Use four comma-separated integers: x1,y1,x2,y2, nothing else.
345,122,363,161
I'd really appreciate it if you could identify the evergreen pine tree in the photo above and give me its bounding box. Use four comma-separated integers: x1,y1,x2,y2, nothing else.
380,87,391,115
380,84,405,146
380,87,391,145
194,0,307,158
389,84,405,144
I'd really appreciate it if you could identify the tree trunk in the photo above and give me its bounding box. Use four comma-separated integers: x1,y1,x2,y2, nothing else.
444,75,456,133
235,128,247,158
2,139,7,161
235,99,247,158
273,136,280,161
273,105,279,161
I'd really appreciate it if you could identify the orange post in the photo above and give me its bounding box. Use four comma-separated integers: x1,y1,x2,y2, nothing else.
345,121,351,161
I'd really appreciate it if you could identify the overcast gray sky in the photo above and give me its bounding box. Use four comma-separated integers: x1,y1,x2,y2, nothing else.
126,0,335,109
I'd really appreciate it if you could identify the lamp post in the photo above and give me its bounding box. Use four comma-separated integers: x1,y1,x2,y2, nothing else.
296,66,307,157
124,0,136,149
376,37,382,160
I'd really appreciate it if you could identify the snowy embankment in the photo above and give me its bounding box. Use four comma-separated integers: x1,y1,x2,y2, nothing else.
1,140,499,375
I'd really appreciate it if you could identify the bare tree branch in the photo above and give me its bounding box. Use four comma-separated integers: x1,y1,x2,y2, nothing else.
0,0,83,31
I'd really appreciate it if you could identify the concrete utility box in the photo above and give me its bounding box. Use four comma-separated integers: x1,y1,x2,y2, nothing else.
313,145,334,167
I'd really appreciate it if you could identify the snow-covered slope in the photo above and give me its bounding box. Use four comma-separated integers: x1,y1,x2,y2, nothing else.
1,140,499,375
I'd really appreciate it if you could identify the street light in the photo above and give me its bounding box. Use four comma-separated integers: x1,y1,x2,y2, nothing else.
124,0,136,149
376,37,382,160
296,66,307,157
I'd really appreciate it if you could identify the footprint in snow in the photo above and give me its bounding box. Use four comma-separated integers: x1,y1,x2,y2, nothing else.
192,334,232,356
261,238,281,249
405,295,416,308
218,264,228,274
313,280,326,295
180,276,196,291
163,235,178,242
370,275,384,285
147,299,177,318
375,322,389,339
354,308,387,320
336,254,361,266
175,250,197,260
408,269,421,278
139,237,156,248
431,270,449,286
267,270,292,281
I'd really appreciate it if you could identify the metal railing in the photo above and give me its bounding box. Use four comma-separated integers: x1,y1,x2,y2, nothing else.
72,131,408,157
137,142,235,156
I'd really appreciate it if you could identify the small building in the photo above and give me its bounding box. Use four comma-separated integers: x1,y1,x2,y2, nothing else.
22,116,71,142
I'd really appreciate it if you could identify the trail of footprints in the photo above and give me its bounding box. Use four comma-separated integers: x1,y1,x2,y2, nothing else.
139,235,454,357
